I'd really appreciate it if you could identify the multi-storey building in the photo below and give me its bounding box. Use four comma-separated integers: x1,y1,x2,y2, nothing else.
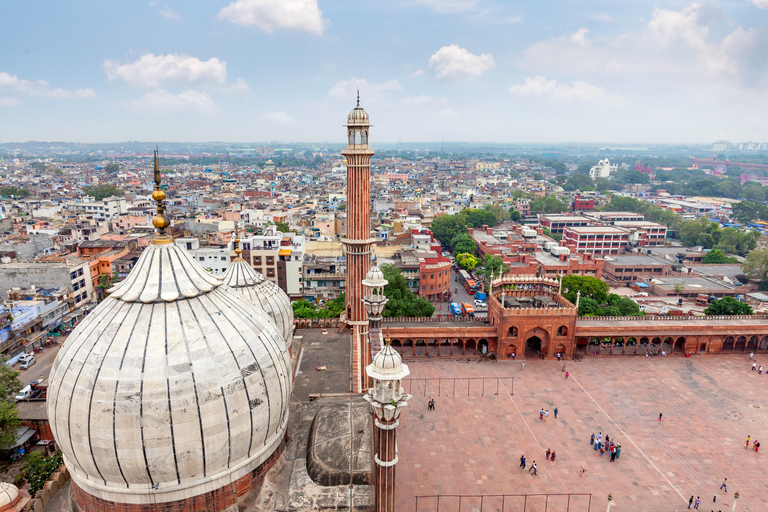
614,221,668,247
0,260,94,305
539,214,592,234
563,226,630,255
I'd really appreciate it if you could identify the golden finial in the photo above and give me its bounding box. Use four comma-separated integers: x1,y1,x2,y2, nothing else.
385,328,391,346
233,225,242,258
151,148,171,243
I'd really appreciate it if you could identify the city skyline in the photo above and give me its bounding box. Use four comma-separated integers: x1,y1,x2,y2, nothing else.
1,0,767,143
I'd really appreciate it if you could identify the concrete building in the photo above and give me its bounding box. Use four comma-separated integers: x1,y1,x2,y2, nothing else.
0,261,93,304
589,158,618,179
601,254,672,282
539,214,592,235
66,196,128,220
563,225,630,255
614,221,668,247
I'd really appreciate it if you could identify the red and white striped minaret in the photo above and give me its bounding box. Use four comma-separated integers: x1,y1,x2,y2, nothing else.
342,93,376,393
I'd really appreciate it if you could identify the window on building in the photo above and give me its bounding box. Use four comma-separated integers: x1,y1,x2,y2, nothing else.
78,268,84,277
255,257,262,264
186,242,193,250
267,256,274,264
422,285,425,291
199,257,205,262
221,257,226,261
70,271,77,280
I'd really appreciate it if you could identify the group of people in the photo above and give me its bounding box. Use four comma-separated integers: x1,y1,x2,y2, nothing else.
544,448,557,462
645,350,665,357
539,407,558,420
427,398,435,411
518,455,539,475
746,435,760,453
590,432,622,462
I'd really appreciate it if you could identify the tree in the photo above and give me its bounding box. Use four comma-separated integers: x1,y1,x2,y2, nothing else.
103,163,120,174
23,452,63,494
563,174,594,192
732,201,768,224
0,360,21,449
82,184,122,201
96,272,119,302
337,203,346,211
478,254,510,281
456,253,478,271
462,208,498,228
673,283,685,295
702,249,738,264
452,234,477,255
562,275,608,305
529,195,568,214
509,209,521,222
705,296,753,316
594,177,611,192
743,248,768,287
380,264,435,318
533,172,544,181
542,226,562,241
0,187,30,198
274,221,292,233
431,214,468,248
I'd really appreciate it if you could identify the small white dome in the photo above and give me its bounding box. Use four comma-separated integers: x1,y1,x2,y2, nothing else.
347,100,370,127
221,258,294,346
0,482,19,508
362,265,386,288
368,343,409,381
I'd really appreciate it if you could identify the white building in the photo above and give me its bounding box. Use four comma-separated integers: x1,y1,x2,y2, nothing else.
589,159,618,179
175,237,231,275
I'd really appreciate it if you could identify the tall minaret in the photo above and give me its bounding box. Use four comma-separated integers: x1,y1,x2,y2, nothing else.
342,92,375,393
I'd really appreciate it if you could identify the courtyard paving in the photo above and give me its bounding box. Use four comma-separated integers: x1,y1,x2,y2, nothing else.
396,355,767,512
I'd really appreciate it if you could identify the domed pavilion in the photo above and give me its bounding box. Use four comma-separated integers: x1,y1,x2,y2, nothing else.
47,153,291,511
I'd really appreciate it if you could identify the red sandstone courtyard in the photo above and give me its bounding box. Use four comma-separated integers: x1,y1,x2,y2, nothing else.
396,355,767,512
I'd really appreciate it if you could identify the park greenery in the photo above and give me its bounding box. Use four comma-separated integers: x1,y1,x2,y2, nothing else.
731,200,768,224
431,206,508,254
82,184,123,201
561,275,642,317
292,293,346,319
704,296,753,316
103,162,120,174
23,451,64,494
477,254,510,282
742,248,768,290
528,195,568,214
677,217,758,256
701,249,738,264
380,264,435,318
0,187,30,198
0,361,21,450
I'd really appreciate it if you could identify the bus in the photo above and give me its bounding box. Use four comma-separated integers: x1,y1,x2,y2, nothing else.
457,269,479,295
461,302,475,316
449,302,462,316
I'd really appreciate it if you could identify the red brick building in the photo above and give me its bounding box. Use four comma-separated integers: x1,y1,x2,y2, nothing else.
563,226,630,255
419,256,452,302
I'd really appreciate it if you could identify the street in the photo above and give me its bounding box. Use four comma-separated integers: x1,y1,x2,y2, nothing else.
431,269,487,318
16,343,62,387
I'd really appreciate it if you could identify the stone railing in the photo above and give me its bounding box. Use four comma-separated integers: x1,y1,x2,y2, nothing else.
503,306,578,316
382,316,491,324
22,464,70,512
577,314,768,322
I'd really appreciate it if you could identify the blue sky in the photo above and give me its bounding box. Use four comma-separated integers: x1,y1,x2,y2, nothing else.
1,0,767,144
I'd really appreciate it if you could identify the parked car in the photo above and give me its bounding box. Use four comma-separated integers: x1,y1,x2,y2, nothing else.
19,355,36,371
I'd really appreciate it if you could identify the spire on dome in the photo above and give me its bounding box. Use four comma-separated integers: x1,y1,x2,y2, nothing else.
151,148,171,241
356,88,360,106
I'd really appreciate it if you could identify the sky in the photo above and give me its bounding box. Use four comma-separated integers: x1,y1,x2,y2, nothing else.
1,0,767,144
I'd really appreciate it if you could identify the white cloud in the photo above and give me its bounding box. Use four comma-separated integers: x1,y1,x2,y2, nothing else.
646,3,711,51
570,27,591,47
261,110,295,124
227,78,251,94
103,53,227,88
428,44,496,79
749,0,768,7
0,97,23,107
123,89,217,114
217,0,326,35
158,6,181,19
591,12,614,22
328,78,403,100
0,72,95,99
509,76,622,107
413,0,477,13
401,94,433,105
410,69,424,78
440,107,459,118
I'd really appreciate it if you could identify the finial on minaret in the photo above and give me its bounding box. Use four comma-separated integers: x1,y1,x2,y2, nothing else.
151,148,171,241
357,88,360,106
233,225,242,258
385,328,391,346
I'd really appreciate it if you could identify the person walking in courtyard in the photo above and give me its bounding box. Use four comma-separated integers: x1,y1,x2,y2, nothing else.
522,361,525,370
590,433,595,445
546,448,551,460
746,435,750,449
600,444,605,456
565,370,570,379
544,409,549,421
580,465,585,477
755,441,760,453
616,444,621,459
520,455,526,468
594,439,599,451
540,409,544,420
598,432,602,443
529,461,537,475
759,365,763,374
693,496,700,509
720,478,727,493
659,412,663,421
554,407,558,419
752,361,757,371
688,495,693,508
550,450,556,462
750,352,754,361
610,447,616,462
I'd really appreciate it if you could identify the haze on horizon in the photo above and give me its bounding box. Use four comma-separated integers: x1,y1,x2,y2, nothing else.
1,0,767,145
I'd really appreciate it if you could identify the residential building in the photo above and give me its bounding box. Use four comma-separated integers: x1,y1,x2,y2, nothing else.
563,226,630,255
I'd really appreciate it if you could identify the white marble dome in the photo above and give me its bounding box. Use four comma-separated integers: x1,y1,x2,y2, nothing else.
47,238,291,505
0,482,19,509
347,103,369,126
221,255,294,347
369,343,409,381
